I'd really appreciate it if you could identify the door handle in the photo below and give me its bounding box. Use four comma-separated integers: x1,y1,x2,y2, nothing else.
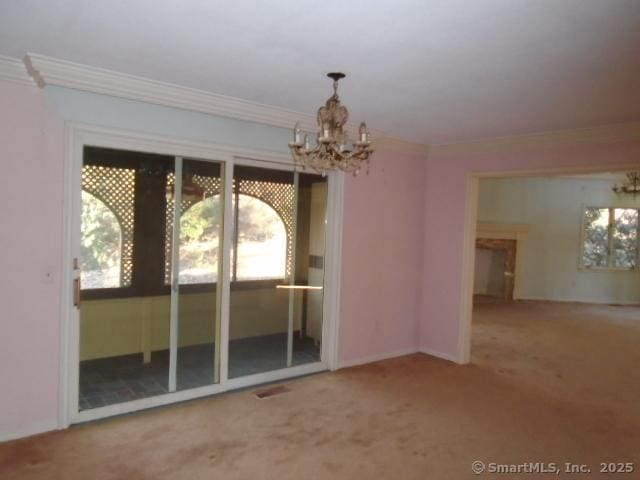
73,278,81,308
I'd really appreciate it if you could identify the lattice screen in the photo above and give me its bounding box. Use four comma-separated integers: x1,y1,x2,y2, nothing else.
164,175,295,283
82,165,136,286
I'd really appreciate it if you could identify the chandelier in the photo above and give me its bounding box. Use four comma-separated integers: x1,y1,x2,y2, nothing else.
612,172,640,196
289,72,373,176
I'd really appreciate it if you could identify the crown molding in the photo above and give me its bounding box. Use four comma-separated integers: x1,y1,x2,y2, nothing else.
24,53,429,156
25,53,322,131
24,54,430,156
0,55,35,86
430,122,640,157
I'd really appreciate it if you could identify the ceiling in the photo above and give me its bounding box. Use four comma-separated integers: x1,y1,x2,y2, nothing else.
1,0,639,144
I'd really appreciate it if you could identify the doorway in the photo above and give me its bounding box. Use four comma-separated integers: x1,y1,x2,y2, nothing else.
457,164,638,364
466,171,640,429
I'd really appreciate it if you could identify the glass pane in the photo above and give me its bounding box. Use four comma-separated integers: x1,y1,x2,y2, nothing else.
179,195,221,284
81,163,135,288
236,194,288,280
176,159,223,390
79,147,173,410
291,173,327,366
582,207,609,268
81,191,122,289
228,167,327,378
228,166,294,378
612,208,638,269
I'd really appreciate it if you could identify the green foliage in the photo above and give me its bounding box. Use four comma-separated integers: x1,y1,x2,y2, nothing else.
238,195,282,242
177,194,286,283
81,191,121,286
583,207,638,268
612,209,638,268
180,195,221,242
582,207,608,267
179,196,222,280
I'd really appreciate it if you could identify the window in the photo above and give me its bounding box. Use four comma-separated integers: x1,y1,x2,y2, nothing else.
235,194,288,280
82,147,294,298
81,162,135,289
178,195,222,284
81,146,171,298
171,193,288,284
582,207,639,270
81,191,123,289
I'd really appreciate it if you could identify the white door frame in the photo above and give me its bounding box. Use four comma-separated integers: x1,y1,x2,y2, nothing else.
59,123,344,427
458,162,640,364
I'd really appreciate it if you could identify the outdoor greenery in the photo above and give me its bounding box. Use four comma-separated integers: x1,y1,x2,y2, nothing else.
583,207,638,269
178,195,222,284
178,194,287,283
582,207,609,267
612,208,638,268
81,191,122,288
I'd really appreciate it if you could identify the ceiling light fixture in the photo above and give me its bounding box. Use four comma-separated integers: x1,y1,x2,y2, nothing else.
289,72,373,176
612,172,640,196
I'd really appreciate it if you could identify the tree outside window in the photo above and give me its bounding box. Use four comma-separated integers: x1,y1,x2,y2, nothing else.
81,191,122,288
176,194,288,284
582,207,639,270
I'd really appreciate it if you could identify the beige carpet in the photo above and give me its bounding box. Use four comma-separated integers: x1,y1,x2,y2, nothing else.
1,301,639,479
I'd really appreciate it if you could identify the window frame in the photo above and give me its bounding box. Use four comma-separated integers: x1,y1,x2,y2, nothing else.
579,205,640,272
80,147,174,300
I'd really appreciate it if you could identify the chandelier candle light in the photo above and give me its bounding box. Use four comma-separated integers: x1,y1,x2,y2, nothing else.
612,172,640,196
289,72,374,176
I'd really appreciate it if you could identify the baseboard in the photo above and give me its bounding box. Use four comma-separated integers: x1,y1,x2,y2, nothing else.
338,347,420,369
418,347,459,363
0,419,59,443
517,296,640,306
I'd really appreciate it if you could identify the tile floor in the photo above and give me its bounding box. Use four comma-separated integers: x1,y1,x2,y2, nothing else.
79,333,320,410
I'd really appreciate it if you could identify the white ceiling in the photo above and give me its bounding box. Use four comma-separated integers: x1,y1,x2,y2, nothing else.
1,0,639,144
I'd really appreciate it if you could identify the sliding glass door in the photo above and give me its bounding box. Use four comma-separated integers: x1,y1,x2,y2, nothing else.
78,148,224,410
228,167,327,378
76,145,327,414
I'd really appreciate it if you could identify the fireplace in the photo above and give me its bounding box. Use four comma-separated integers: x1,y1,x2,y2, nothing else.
475,223,529,301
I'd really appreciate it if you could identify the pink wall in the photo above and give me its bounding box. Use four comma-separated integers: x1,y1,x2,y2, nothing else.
421,134,640,358
339,144,426,364
0,81,65,438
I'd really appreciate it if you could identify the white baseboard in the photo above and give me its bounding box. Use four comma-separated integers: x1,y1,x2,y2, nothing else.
517,296,640,306
338,346,463,369
338,347,419,369
0,419,59,443
419,347,459,363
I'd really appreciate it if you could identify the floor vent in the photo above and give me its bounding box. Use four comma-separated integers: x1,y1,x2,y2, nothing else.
254,385,290,399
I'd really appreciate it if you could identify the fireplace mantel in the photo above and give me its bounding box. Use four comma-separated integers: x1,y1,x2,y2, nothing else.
477,222,529,240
